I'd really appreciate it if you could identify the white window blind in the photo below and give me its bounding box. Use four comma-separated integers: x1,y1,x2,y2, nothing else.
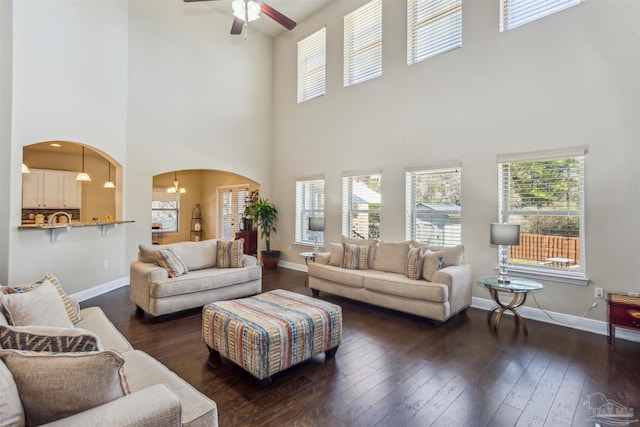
342,172,381,239
500,0,582,32
407,0,462,66
218,185,249,240
498,152,586,280
295,177,325,245
405,166,462,246
297,28,326,104
344,0,382,87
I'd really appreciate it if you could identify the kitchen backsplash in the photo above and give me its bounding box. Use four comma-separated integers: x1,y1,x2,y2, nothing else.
22,209,81,223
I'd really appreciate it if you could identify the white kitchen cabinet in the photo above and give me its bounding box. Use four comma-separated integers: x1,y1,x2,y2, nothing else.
22,169,82,209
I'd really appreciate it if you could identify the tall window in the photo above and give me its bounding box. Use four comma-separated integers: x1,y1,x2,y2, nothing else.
151,189,180,232
500,0,582,32
342,171,381,239
218,185,249,240
498,147,586,281
406,165,462,246
407,0,462,66
295,177,325,245
297,28,326,104
344,0,382,87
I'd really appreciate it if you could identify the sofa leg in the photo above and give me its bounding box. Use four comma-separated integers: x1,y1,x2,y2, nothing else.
325,346,338,361
135,305,145,316
311,289,319,297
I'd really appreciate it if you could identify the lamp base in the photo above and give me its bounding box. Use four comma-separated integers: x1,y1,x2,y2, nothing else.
497,278,511,284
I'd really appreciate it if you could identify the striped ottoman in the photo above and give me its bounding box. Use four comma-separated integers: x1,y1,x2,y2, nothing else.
203,289,342,385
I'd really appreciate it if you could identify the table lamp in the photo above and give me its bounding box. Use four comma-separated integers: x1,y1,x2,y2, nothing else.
308,217,325,255
490,223,521,284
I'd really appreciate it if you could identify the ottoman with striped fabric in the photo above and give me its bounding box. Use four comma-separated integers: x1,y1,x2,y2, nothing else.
203,289,342,385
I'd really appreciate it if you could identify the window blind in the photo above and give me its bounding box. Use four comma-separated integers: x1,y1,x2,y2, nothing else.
500,0,582,32
297,28,326,104
407,0,462,66
344,0,382,87
405,167,462,246
342,173,381,239
295,178,325,245
218,186,248,239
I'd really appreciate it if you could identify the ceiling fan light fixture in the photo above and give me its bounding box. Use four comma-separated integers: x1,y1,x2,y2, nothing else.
232,0,260,22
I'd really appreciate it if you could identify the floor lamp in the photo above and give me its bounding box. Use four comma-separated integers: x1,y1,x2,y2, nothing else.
490,223,521,284
308,218,325,255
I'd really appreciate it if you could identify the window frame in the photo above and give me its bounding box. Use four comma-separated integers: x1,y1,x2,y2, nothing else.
407,0,462,66
342,170,382,239
297,27,327,104
151,189,180,233
497,147,588,285
295,176,325,246
344,0,383,88
500,0,583,33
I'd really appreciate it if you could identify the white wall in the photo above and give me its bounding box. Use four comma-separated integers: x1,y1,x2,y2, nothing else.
0,0,13,284
272,0,640,319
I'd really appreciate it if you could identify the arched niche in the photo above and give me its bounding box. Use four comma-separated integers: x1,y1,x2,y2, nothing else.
22,141,122,224
152,169,260,245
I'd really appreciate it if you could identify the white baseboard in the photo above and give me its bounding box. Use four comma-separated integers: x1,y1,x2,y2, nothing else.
472,296,640,343
277,260,308,272
70,277,129,302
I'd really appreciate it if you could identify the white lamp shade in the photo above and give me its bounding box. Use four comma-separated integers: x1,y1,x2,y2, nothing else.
21,163,30,173
490,223,521,246
104,181,115,189
76,172,91,181
308,217,325,232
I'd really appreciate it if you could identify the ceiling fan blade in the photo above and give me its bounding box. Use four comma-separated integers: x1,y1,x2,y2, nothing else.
230,17,244,35
259,2,297,31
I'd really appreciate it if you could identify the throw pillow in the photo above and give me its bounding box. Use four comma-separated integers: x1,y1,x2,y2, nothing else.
157,248,189,278
2,273,80,324
0,349,129,426
0,359,25,427
422,250,445,282
1,280,74,328
328,243,344,267
217,239,244,268
342,243,369,270
0,324,100,352
372,241,411,274
406,247,423,280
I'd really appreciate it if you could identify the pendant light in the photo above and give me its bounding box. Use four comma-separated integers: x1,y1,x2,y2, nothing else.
167,171,186,194
103,161,115,189
75,146,91,181
21,163,30,173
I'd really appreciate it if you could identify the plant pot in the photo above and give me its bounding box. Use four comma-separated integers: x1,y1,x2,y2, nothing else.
261,250,280,270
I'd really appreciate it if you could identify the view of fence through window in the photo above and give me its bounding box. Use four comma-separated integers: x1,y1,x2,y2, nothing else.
500,156,584,273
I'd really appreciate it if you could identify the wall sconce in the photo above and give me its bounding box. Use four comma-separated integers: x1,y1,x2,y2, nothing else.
490,223,521,284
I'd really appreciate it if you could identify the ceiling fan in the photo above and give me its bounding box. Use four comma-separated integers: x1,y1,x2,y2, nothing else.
183,0,297,37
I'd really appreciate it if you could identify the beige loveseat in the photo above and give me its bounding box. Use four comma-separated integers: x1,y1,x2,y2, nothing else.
308,238,472,322
0,275,217,426
130,239,262,318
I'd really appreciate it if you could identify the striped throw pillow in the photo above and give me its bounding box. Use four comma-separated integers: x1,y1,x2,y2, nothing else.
342,243,368,270
406,247,423,280
0,325,100,352
217,239,244,268
157,248,188,277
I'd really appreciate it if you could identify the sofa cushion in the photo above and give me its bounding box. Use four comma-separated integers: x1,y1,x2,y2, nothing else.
342,243,369,270
0,324,101,352
411,242,464,267
307,264,366,289
1,280,74,328
151,266,262,298
157,248,189,278
422,250,445,281
2,273,80,324
75,307,133,353
0,349,129,426
341,237,378,267
406,247,423,280
364,272,448,303
217,239,244,268
0,359,24,427
372,241,411,274
140,240,219,271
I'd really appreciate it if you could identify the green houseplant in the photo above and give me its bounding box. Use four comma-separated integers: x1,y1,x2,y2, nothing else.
251,198,279,269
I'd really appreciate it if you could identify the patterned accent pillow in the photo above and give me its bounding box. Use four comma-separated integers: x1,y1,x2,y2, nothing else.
217,239,244,268
0,325,100,352
2,273,80,324
1,281,74,328
342,243,369,270
157,248,189,278
406,247,423,280
0,349,129,426
422,250,445,281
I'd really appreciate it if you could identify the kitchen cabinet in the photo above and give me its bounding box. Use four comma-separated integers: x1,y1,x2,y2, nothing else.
22,169,82,209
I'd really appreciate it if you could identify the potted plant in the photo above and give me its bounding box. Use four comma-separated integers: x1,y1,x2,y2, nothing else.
252,197,279,269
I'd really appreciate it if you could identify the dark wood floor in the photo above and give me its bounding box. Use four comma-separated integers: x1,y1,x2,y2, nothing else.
82,268,640,427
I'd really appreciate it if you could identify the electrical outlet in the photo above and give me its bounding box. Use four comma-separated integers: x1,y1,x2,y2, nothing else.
594,287,604,299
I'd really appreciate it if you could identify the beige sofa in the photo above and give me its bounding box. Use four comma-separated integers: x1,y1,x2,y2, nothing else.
130,239,262,318
308,239,472,322
0,279,217,427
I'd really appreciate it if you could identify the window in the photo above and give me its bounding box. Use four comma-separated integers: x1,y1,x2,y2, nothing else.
295,177,325,245
297,28,326,104
344,0,382,87
406,165,461,246
498,147,586,283
151,189,180,232
500,0,582,32
407,0,462,66
342,171,381,239
218,185,249,240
